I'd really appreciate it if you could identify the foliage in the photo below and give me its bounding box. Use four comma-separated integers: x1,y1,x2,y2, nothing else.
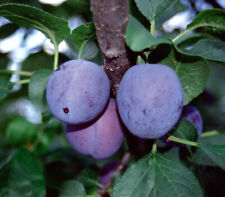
0,0,225,197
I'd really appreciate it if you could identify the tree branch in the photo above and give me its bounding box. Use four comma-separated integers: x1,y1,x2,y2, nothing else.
90,0,133,96
98,152,131,196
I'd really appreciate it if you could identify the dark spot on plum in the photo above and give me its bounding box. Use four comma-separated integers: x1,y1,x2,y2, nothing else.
56,67,60,71
142,109,147,115
151,118,156,124
153,98,161,108
128,111,131,120
63,107,69,113
85,93,96,109
192,114,199,123
89,104,94,108
60,64,66,70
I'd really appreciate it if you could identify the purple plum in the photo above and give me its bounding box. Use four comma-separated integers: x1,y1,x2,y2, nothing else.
66,99,124,159
117,64,184,139
182,105,203,137
46,59,110,125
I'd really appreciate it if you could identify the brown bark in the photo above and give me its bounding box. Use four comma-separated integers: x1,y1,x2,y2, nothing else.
90,0,133,96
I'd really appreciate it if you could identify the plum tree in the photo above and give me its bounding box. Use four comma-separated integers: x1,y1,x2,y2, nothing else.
182,105,203,137
66,98,124,159
117,64,184,139
46,59,110,125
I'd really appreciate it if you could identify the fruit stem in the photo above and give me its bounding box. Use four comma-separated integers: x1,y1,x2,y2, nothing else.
201,130,220,138
167,135,198,147
152,140,157,153
172,29,189,43
12,79,30,85
150,20,155,36
0,69,33,77
78,40,88,59
53,41,59,70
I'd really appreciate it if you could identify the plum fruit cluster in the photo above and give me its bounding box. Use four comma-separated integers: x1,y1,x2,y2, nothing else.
117,64,184,139
46,60,185,159
182,105,203,137
46,60,124,159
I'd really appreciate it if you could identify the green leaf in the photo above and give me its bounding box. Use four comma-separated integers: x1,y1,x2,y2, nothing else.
66,0,90,15
173,9,225,43
112,152,203,197
71,22,96,49
28,69,52,109
192,133,225,169
181,39,225,63
0,148,46,197
172,118,197,142
149,44,210,104
194,143,225,171
163,147,180,161
176,33,215,47
171,118,197,152
22,50,53,71
0,23,18,39
0,3,70,44
59,180,86,197
126,15,171,51
6,117,39,145
33,118,60,156
0,77,13,101
187,9,225,33
135,0,186,28
200,132,225,145
76,168,100,188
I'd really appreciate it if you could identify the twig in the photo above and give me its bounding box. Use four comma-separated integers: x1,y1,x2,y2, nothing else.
98,152,131,196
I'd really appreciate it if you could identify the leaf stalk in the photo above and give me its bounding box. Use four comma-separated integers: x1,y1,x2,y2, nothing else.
167,135,198,147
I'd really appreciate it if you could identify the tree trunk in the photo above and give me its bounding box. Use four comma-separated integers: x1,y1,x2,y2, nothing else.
90,0,133,96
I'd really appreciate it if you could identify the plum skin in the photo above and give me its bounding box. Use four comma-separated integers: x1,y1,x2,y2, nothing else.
46,59,110,125
117,64,184,139
66,99,124,159
182,105,203,137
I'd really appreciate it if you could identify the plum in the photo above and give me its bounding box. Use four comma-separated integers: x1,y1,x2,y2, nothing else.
117,64,184,139
46,59,110,125
182,105,203,137
66,99,124,159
